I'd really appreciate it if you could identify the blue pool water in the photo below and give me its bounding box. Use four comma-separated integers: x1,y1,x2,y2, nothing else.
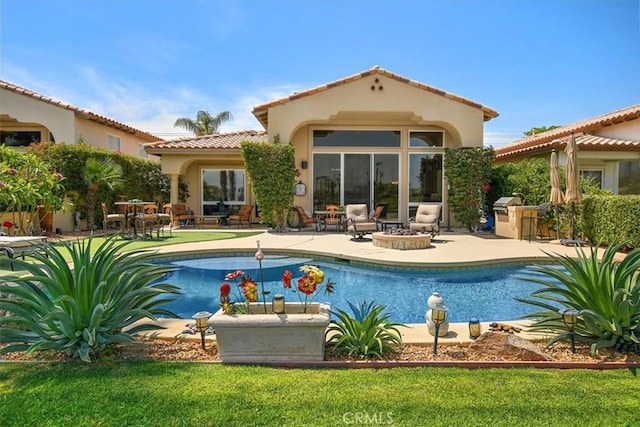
159,255,547,324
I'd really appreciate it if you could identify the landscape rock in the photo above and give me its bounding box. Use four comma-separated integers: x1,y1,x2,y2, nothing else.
468,331,553,361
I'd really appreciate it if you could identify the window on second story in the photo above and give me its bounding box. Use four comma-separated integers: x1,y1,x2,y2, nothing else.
107,135,121,152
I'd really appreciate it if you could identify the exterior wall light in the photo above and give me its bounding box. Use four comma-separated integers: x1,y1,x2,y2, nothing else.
193,311,212,350
559,308,580,353
272,294,285,314
431,305,448,356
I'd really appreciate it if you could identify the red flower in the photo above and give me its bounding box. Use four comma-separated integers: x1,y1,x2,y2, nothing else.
220,282,231,298
282,270,292,288
483,183,490,193
297,275,317,295
6,168,17,175
225,270,244,281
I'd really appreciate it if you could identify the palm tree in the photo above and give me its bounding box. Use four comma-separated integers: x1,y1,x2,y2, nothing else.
174,110,232,136
84,158,124,231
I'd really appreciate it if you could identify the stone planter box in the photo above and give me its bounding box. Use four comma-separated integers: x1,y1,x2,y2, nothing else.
210,302,331,363
372,232,431,250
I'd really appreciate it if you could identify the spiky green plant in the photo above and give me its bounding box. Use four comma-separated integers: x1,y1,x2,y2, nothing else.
517,243,640,354
0,237,181,362
326,300,403,359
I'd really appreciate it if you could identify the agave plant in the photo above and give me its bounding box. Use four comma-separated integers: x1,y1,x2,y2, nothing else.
517,243,640,353
326,300,403,359
0,237,181,362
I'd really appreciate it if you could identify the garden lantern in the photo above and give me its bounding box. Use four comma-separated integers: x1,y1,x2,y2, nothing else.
468,317,482,340
192,311,212,350
272,294,285,314
559,308,579,353
431,305,448,355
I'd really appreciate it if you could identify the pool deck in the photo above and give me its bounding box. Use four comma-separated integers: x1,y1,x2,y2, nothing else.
141,228,597,346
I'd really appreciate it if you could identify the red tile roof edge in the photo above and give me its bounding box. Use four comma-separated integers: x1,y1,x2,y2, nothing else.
0,79,162,142
144,130,267,150
495,104,640,158
251,66,499,128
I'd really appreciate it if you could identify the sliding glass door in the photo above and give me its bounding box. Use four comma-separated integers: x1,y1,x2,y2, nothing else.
313,153,399,219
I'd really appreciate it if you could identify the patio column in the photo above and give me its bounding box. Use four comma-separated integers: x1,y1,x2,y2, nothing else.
170,174,179,205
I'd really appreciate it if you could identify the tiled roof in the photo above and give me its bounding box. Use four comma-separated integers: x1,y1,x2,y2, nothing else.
496,132,640,160
144,130,267,152
0,79,162,142
495,104,640,161
251,66,499,129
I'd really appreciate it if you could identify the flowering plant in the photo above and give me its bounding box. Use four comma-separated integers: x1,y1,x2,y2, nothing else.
219,265,336,314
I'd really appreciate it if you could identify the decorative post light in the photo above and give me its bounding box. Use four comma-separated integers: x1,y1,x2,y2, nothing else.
468,317,482,340
255,240,269,313
431,305,448,356
192,311,212,350
445,182,453,232
559,308,579,353
272,294,285,314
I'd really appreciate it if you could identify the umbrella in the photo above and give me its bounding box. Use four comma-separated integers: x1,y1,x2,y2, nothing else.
564,133,581,203
550,149,564,206
549,149,564,239
563,133,582,244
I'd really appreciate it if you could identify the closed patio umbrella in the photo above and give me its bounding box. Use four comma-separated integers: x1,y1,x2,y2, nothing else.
564,133,581,204
563,133,582,245
549,149,564,239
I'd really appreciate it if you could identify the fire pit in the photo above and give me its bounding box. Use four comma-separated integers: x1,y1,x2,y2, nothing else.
372,228,431,250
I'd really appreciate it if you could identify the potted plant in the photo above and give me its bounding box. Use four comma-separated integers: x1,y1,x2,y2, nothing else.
210,242,335,363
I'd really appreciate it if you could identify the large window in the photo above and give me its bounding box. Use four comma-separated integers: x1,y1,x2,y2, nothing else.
409,131,444,148
202,169,245,214
0,131,41,146
313,130,401,147
580,169,603,189
312,154,341,211
408,153,443,204
619,160,640,195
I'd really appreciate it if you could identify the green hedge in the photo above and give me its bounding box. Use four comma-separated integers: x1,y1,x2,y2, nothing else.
582,195,640,249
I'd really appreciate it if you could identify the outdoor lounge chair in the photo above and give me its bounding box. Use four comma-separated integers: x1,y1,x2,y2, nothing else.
294,206,319,231
345,204,378,240
409,204,441,237
170,203,196,227
228,204,253,228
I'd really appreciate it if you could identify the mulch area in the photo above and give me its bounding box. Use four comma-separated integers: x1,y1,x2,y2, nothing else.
2,339,640,364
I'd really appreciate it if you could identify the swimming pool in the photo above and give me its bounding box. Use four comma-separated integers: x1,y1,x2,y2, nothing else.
159,255,546,324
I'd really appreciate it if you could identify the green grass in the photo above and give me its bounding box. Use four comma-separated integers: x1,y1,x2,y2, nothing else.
0,363,638,426
0,230,263,273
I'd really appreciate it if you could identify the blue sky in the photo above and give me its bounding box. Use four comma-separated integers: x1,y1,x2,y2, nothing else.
1,0,638,147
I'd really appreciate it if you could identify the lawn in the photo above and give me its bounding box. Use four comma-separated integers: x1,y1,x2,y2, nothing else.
0,230,263,273
0,362,639,426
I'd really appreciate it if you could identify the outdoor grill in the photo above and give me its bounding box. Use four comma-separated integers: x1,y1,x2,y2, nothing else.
492,196,522,215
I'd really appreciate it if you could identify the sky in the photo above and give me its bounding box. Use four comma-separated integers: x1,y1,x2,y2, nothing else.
0,0,638,147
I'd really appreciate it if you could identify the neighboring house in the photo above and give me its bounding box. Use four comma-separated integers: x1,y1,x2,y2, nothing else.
495,104,640,194
0,79,161,158
145,66,498,224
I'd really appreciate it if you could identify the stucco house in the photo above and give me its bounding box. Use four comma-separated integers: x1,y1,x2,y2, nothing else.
145,66,498,225
0,79,161,158
495,104,640,195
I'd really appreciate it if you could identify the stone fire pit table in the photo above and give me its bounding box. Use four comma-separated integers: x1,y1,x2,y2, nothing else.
372,231,431,250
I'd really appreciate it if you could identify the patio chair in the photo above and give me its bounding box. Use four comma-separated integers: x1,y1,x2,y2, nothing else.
135,204,160,238
156,203,173,237
228,204,253,228
170,203,196,227
321,204,342,232
294,206,319,231
101,202,126,235
523,202,551,242
345,204,378,240
409,204,441,237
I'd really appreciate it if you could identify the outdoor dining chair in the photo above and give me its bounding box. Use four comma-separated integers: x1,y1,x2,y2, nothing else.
101,202,126,235
228,204,254,228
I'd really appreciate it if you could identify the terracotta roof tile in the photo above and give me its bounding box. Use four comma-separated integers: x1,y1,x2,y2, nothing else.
0,79,162,142
496,104,640,160
251,66,499,129
144,130,267,151
496,132,640,161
